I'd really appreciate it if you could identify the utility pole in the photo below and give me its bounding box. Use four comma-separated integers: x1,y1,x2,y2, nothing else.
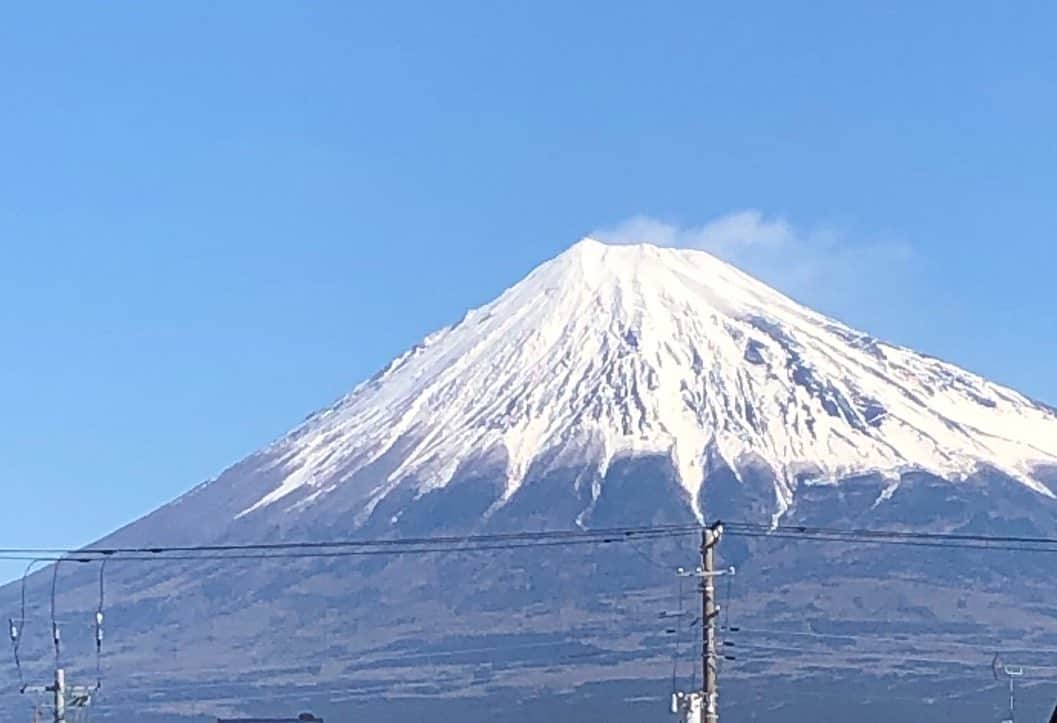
10,562,105,723
672,522,728,723
701,523,721,723
22,667,95,723
13,578,104,723
53,668,65,723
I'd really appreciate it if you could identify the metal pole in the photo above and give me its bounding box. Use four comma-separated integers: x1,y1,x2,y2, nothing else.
53,668,64,723
702,523,721,723
1010,677,1015,723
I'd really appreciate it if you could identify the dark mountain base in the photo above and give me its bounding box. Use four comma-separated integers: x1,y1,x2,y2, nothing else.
4,464,1057,721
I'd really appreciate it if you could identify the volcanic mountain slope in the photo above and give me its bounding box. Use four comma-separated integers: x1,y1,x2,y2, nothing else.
145,237,1057,542
5,238,1057,723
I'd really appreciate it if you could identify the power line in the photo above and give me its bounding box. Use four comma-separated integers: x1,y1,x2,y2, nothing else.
727,640,990,669
725,522,1057,546
8,520,1057,561
10,560,49,693
726,635,1057,667
0,523,703,557
0,534,698,567
17,518,1057,720
723,528,1057,554
725,625,999,650
7,521,1057,563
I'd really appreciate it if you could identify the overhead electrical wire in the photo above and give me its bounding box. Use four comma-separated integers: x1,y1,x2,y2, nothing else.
12,519,1056,714
721,526,1057,554
724,531,1057,554
724,522,1057,546
722,624,1056,653
94,559,106,690
0,534,698,566
8,559,47,692
3,525,694,702
50,559,62,668
670,574,684,696
724,634,1057,664
5,521,1057,562
726,640,1010,670
0,523,703,558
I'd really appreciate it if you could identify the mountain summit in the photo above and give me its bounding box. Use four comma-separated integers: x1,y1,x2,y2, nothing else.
9,238,1057,722
204,238,1057,532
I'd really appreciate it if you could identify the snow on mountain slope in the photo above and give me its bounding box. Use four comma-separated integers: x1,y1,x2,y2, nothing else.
235,238,1057,524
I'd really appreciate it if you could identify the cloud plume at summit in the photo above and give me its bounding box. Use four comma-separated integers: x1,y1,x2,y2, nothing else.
592,211,917,314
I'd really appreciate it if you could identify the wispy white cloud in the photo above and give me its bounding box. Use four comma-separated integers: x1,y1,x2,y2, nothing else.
591,211,917,316
592,211,796,254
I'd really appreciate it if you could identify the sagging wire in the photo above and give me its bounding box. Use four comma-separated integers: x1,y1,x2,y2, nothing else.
10,559,47,692
50,559,62,669
46,556,96,675
671,575,684,696
94,559,106,691
723,562,734,631
626,529,695,571
720,561,736,667
0,522,705,556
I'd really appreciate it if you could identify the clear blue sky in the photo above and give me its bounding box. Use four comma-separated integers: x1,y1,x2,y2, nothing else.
2,2,1055,581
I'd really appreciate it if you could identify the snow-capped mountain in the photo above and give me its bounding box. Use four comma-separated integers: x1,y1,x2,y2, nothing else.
7,237,1057,722
226,237,1057,529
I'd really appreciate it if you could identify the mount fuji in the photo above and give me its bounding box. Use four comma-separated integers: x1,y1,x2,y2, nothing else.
172,237,1057,539
5,238,1057,723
